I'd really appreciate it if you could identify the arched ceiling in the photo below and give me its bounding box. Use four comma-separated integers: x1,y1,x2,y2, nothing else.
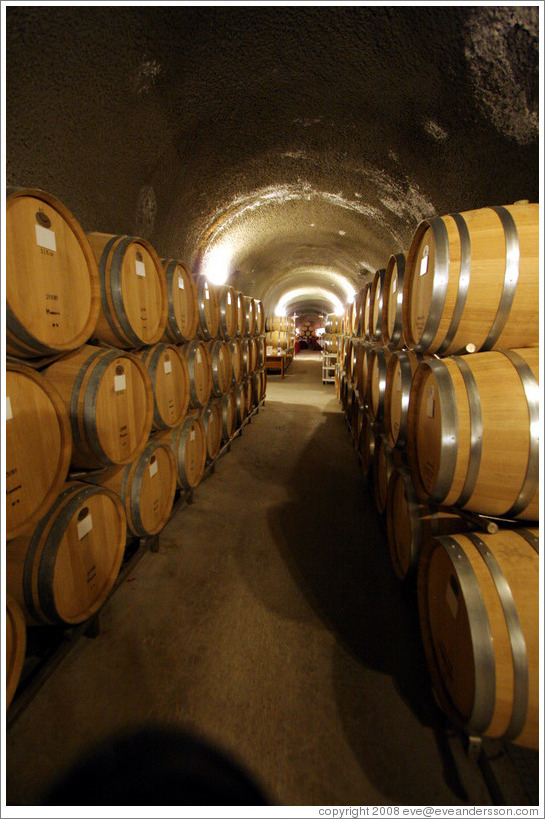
6,5,540,318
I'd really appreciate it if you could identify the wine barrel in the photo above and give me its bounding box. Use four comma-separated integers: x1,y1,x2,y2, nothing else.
372,435,395,514
322,333,340,354
265,331,289,354
156,416,207,490
252,368,266,405
407,347,539,519
136,343,190,430
382,252,407,350
6,363,72,540
366,346,392,424
86,232,168,348
325,313,343,334
362,283,372,340
235,382,248,427
217,391,237,441
195,276,220,340
353,341,372,407
179,339,212,408
369,268,386,343
244,296,257,336
358,411,376,477
244,376,255,413
265,316,289,332
236,291,246,337
418,527,539,749
229,338,244,385
7,187,101,358
206,339,233,397
84,441,176,538
402,203,539,355
161,259,199,343
6,481,126,626
254,300,265,335
384,349,427,450
386,468,470,582
44,344,153,469
191,402,223,461
216,284,238,340
6,595,26,709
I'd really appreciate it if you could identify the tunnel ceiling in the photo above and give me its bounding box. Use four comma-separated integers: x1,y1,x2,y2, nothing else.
6,5,540,317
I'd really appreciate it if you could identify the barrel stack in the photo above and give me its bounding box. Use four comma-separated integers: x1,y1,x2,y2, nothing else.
5,186,266,707
336,201,540,750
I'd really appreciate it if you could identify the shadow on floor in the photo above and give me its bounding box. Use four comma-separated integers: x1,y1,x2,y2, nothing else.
262,408,468,804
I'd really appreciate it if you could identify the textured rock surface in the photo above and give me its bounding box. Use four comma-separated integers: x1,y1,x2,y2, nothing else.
6,5,539,315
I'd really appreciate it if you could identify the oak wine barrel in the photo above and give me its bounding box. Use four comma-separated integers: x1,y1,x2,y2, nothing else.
384,349,427,450
402,203,539,355
6,363,72,540
236,291,246,336
244,296,257,336
7,187,101,358
206,339,233,397
6,481,126,626
229,338,244,385
369,268,386,343
407,347,539,519
386,468,471,582
194,401,223,460
324,314,343,334
196,276,220,340
254,300,265,335
86,232,168,348
6,595,27,709
44,344,153,469
156,416,207,490
84,441,177,538
216,284,238,340
179,339,212,408
366,346,392,424
418,527,539,749
136,343,190,430
382,252,407,350
372,435,395,515
161,259,199,343
235,382,248,426
217,391,237,441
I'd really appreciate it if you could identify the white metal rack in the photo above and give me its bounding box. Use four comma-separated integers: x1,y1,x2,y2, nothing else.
322,351,337,384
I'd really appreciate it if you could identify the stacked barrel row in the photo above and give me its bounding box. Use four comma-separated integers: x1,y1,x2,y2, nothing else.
264,316,296,355
321,313,343,355
336,201,540,751
5,186,266,707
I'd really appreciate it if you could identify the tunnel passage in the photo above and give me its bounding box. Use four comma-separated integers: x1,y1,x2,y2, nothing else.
6,4,539,324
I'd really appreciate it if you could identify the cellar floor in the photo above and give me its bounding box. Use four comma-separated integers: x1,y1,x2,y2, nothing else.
6,352,493,808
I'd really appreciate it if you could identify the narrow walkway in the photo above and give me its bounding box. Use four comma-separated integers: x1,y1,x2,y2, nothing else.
7,352,474,806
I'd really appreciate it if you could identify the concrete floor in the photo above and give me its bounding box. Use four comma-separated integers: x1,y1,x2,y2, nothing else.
7,352,484,807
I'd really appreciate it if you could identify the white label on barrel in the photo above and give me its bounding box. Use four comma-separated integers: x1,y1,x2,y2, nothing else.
149,460,158,477
266,346,273,356
135,260,146,277
163,359,172,374
196,349,202,364
6,396,13,420
178,275,185,289
190,430,195,442
78,513,93,540
427,384,435,418
227,292,231,304
392,274,397,294
446,580,459,619
35,225,57,252
420,246,429,276
114,374,127,392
